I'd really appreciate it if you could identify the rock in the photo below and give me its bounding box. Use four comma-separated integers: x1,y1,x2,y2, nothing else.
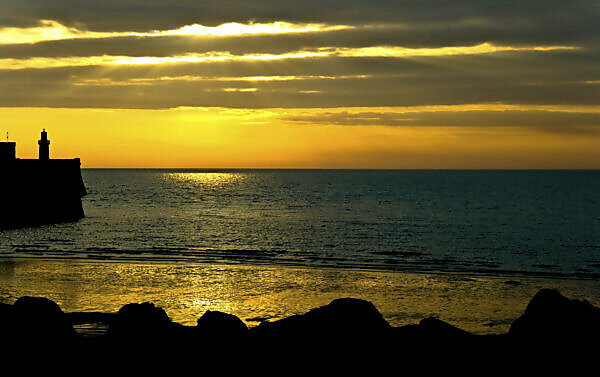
0,302,14,317
246,316,271,323
106,302,180,339
509,289,600,340
66,311,118,325
392,317,470,342
418,317,471,337
250,298,390,343
11,296,77,340
197,310,248,338
0,302,16,335
14,296,64,317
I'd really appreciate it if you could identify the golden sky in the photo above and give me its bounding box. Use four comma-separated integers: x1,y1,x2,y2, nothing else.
1,1,599,168
4,106,599,168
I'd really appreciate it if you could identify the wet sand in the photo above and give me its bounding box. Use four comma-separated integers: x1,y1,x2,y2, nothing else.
1,258,599,334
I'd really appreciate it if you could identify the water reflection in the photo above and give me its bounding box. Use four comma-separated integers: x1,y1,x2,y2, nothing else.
165,172,245,187
2,258,600,335
4,170,597,278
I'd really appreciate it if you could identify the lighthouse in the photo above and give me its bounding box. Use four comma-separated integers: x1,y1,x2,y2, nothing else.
38,129,50,160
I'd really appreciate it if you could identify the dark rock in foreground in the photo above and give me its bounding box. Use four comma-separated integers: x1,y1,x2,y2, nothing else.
393,316,471,340
197,310,248,339
106,302,183,340
1,296,76,343
1,289,599,370
509,288,600,340
250,297,390,342
66,311,117,325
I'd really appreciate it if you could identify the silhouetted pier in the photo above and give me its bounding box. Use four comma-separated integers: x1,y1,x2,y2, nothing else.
0,131,86,229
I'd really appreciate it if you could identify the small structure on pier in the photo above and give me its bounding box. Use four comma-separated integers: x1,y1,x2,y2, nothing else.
0,141,16,161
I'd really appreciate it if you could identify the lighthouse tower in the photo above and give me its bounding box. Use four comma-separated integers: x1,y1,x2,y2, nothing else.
38,129,50,160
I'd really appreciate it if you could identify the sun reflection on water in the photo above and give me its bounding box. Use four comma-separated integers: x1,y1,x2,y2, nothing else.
165,172,245,187
3,259,600,335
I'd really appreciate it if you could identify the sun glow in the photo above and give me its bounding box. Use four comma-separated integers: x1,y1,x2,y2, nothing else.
2,106,599,169
0,20,115,44
72,75,370,87
0,44,577,70
159,21,351,37
332,43,577,57
0,51,331,69
0,20,352,45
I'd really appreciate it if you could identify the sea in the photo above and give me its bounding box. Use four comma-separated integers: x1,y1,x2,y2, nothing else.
1,169,600,333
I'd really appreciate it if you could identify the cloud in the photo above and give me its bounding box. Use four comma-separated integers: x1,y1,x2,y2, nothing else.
281,107,600,130
0,43,598,110
0,20,352,45
1,67,598,110
71,74,370,86
0,0,598,119
0,43,578,70
1,0,599,37
0,20,596,60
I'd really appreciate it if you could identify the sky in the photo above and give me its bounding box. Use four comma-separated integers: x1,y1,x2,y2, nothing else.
0,1,599,168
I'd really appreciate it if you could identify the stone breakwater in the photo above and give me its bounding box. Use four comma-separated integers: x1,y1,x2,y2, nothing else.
1,289,598,371
0,159,86,229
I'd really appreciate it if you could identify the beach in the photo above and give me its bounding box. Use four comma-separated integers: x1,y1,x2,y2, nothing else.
2,258,599,335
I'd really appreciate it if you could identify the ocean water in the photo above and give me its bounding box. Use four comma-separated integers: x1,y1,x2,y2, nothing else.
1,169,599,278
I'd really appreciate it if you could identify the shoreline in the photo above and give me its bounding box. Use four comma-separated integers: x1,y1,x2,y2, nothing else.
2,257,599,335
1,254,597,281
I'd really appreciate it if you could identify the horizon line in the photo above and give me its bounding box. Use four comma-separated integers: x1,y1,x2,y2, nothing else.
80,167,600,171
